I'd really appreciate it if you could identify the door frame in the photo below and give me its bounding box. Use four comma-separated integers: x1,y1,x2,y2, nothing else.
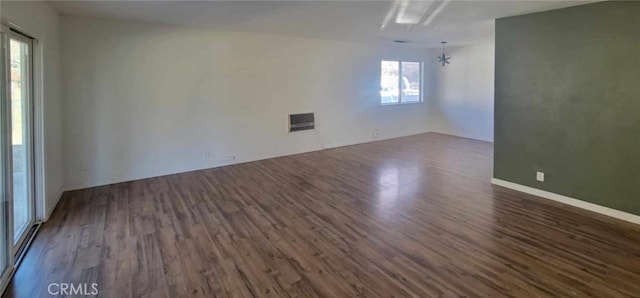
0,22,14,294
7,29,36,256
0,20,46,224
0,19,46,294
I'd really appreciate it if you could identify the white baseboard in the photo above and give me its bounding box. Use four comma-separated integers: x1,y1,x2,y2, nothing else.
491,178,640,225
44,185,66,222
66,131,433,191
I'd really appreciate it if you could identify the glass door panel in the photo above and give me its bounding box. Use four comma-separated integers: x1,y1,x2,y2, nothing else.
8,34,33,251
0,23,13,290
0,25,35,292
9,37,32,244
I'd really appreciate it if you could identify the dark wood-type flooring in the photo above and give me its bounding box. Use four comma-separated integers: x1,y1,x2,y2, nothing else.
4,133,640,297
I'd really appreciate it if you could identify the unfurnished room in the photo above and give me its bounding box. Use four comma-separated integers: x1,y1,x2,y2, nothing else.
0,0,639,297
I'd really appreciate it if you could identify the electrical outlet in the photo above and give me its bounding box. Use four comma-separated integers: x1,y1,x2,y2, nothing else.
373,129,379,139
203,150,213,159
219,155,236,163
536,171,545,182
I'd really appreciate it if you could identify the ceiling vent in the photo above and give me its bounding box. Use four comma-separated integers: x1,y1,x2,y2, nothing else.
288,113,315,132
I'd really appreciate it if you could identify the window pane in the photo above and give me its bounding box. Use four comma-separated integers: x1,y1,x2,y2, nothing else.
380,61,399,104
401,62,421,103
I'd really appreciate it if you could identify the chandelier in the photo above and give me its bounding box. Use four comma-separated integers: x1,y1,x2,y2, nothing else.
437,41,451,67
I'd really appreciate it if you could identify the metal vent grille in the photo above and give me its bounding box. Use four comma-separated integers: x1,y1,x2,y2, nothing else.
288,113,315,132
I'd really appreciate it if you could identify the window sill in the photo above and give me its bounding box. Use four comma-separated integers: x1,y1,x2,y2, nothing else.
380,101,424,106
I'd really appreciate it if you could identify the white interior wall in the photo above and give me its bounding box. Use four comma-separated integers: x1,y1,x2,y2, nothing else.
62,16,433,190
1,1,64,219
427,44,494,142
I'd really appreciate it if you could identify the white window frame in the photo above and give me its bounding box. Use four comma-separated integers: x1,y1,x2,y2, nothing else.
380,60,424,106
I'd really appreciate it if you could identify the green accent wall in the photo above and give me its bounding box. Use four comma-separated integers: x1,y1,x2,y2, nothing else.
494,1,640,215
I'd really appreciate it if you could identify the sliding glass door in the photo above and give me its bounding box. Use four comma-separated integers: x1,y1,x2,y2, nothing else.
8,32,34,250
0,23,36,289
0,23,11,290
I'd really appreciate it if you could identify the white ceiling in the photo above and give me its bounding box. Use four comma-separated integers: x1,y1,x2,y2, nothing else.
48,0,597,47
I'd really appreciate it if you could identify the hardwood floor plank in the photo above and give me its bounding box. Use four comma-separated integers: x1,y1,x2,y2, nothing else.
3,133,640,297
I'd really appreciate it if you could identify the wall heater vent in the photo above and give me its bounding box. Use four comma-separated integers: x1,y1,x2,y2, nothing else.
288,113,315,132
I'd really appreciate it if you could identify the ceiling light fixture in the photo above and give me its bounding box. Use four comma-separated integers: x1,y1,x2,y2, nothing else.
396,0,433,25
438,41,451,66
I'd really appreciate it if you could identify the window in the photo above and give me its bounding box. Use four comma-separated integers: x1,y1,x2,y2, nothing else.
380,60,423,105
